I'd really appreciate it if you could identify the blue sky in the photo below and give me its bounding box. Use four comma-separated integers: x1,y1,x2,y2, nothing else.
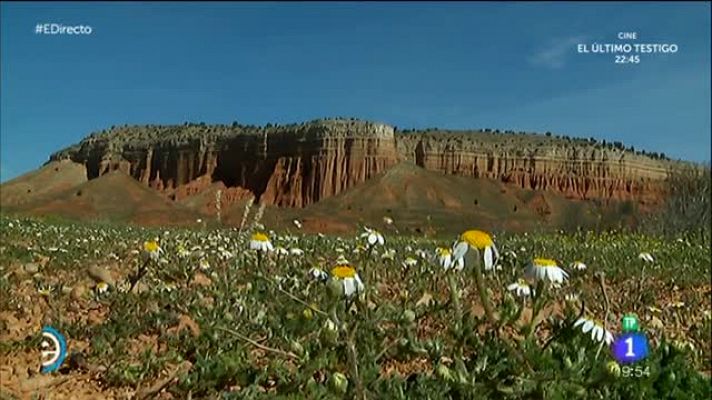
1,2,710,182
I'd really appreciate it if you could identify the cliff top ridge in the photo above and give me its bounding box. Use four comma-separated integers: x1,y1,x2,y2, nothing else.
49,117,678,167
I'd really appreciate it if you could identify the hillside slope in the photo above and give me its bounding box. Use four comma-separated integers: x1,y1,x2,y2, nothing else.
0,160,88,210
262,162,607,235
7,170,200,226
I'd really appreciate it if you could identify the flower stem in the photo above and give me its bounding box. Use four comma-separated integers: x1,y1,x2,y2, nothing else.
525,282,548,340
217,327,299,359
447,273,462,329
345,322,365,400
472,249,497,325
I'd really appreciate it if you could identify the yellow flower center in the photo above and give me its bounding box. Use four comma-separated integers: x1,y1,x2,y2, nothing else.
517,278,529,286
331,265,357,279
144,240,160,253
460,230,493,250
437,247,451,256
252,232,269,242
533,258,558,267
97,282,109,290
588,318,606,328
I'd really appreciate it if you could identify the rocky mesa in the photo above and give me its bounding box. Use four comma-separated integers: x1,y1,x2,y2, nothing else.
49,119,398,209
47,118,673,210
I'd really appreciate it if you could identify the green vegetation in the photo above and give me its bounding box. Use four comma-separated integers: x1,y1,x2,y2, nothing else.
1,215,709,398
643,165,711,238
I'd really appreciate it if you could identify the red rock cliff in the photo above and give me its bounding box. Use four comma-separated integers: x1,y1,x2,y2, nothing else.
396,131,670,206
49,119,672,208
50,120,398,208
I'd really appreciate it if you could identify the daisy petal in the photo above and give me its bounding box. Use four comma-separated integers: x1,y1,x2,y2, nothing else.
583,320,595,333
453,242,469,261
484,247,493,271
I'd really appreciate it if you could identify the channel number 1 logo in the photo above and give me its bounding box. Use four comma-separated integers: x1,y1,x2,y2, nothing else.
612,314,650,364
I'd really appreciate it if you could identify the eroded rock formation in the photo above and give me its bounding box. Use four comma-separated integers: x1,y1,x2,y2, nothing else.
51,120,398,208
396,132,668,205
49,119,672,208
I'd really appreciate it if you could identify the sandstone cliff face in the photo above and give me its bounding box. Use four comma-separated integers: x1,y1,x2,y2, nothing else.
396,132,669,206
49,119,672,209
51,120,398,208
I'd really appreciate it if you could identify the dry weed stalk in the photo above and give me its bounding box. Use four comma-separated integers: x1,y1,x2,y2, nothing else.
238,197,255,234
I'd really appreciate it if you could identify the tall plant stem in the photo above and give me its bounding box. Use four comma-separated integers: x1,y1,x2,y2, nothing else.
345,321,365,400
525,282,548,340
472,249,497,325
447,273,462,329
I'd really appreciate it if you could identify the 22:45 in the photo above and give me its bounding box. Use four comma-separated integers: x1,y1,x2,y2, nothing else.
615,55,640,64
622,366,651,378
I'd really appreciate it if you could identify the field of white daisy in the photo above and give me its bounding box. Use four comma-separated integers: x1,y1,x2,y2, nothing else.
0,215,710,399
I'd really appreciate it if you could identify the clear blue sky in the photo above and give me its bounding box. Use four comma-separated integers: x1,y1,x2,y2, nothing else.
1,2,710,182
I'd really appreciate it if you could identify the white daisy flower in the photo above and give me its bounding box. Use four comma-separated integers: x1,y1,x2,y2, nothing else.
647,305,662,313
436,247,463,271
143,239,164,262
329,264,365,298
452,230,499,271
638,252,654,263
290,248,304,256
274,246,289,256
669,301,685,309
217,247,233,260
415,249,429,260
360,227,385,246
199,258,210,271
571,261,587,271
381,249,396,261
507,279,533,298
161,282,177,292
574,317,614,345
96,281,110,295
565,293,580,302
308,267,329,282
383,216,394,225
249,232,274,252
402,256,418,268
37,284,53,298
293,219,303,229
234,299,245,315
352,244,367,254
274,275,290,290
525,258,568,284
